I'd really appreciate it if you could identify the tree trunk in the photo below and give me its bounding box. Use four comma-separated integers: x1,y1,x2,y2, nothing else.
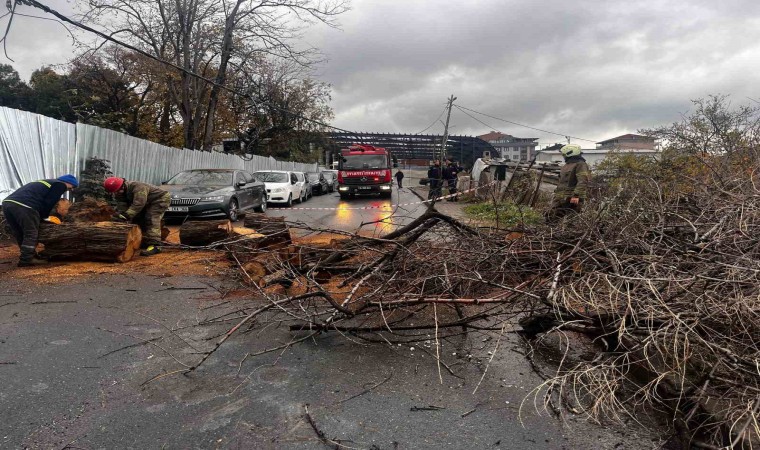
243,214,289,235
159,93,172,145
201,0,243,151
242,214,292,249
179,219,232,246
38,222,142,263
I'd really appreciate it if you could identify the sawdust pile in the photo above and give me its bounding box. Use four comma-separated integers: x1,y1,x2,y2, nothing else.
0,226,227,283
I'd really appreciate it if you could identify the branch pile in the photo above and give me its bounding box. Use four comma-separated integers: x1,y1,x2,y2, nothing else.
519,157,760,448
178,155,758,448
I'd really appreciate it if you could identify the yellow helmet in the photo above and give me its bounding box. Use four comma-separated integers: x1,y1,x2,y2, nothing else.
560,144,582,157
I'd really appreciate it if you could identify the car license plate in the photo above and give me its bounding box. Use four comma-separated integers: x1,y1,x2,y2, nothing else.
168,206,189,212
358,186,372,190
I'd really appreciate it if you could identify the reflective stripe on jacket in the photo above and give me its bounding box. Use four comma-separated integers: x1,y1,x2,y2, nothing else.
3,179,67,216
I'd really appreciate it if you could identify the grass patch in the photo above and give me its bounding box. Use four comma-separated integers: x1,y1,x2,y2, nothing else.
463,201,542,227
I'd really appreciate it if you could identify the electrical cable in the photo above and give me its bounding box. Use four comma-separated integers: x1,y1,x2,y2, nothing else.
414,103,448,135
454,103,599,143
453,105,503,136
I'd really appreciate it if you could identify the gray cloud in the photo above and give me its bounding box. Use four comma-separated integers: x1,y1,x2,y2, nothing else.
4,0,760,146
2,1,78,76
311,0,760,145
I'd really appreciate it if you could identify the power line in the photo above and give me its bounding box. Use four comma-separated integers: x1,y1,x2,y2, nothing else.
453,105,503,136
414,103,448,135
19,0,360,138
453,103,599,143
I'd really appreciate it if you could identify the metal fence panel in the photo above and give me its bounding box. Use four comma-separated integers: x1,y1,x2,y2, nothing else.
0,106,318,201
0,107,76,201
76,123,318,185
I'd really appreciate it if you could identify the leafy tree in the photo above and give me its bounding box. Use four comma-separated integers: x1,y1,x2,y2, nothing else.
0,64,32,110
228,59,334,160
28,67,79,122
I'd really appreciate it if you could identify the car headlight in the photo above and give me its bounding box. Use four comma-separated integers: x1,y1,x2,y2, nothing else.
201,196,225,202
271,187,286,193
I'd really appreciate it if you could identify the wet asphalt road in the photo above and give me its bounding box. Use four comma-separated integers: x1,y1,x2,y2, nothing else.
262,187,428,237
0,187,663,449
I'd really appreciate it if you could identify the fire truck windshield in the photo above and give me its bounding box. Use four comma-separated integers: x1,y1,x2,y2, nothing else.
340,154,388,170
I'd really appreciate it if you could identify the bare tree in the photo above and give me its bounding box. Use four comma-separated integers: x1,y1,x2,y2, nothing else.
83,0,348,150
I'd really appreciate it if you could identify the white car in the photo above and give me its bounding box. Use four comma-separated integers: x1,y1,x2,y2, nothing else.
254,170,308,207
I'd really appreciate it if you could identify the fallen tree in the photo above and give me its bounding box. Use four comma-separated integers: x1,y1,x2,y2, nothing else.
143,98,760,448
38,222,142,262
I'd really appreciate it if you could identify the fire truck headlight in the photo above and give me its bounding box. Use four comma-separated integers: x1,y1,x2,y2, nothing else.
380,185,391,190
338,186,349,191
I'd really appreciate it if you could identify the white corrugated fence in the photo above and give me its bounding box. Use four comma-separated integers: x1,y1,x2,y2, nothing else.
0,107,318,201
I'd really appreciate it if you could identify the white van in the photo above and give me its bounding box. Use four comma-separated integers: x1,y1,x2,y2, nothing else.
253,170,308,207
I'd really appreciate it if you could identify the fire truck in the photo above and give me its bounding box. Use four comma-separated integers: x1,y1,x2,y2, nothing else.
336,144,395,199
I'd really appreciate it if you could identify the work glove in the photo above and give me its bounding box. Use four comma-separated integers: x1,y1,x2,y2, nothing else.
43,216,62,225
112,213,130,222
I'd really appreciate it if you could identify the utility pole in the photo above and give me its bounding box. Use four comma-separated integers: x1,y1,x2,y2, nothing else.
440,95,457,165
429,94,456,204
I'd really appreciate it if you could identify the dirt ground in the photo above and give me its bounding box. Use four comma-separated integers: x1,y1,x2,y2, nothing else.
0,226,228,283
0,226,351,285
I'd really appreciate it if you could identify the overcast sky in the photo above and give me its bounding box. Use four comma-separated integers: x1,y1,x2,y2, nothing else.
5,0,760,147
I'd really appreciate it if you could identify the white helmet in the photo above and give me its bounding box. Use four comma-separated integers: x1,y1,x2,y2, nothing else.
560,144,582,158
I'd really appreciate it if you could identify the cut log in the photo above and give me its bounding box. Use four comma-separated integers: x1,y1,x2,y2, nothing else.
254,215,292,247
38,222,142,263
54,199,71,218
243,214,290,237
270,243,339,271
179,219,233,246
241,260,268,286
64,197,116,223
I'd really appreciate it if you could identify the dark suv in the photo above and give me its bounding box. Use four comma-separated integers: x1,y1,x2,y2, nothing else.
162,169,266,222
305,172,329,195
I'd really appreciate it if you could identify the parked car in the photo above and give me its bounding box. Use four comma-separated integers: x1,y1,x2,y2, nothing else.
319,170,337,193
162,169,266,222
254,170,307,206
305,172,329,195
295,172,312,200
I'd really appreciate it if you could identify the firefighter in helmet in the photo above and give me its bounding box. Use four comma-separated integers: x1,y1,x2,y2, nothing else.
104,177,171,256
546,144,591,223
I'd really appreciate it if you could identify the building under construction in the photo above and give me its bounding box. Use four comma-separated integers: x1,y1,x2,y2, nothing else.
325,132,496,169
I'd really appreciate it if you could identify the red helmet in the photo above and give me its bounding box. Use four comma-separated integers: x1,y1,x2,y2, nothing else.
104,177,125,193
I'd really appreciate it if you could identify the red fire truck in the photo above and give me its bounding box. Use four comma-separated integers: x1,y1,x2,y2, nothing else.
336,144,395,199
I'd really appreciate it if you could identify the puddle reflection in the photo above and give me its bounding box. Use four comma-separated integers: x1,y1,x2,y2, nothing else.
334,198,397,235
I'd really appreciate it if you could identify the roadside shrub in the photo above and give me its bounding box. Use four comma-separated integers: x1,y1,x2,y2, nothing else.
463,201,542,228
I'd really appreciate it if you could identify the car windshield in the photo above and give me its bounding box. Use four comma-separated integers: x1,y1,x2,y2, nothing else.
167,171,232,186
255,172,289,183
307,172,320,180
322,172,335,180
340,154,388,170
